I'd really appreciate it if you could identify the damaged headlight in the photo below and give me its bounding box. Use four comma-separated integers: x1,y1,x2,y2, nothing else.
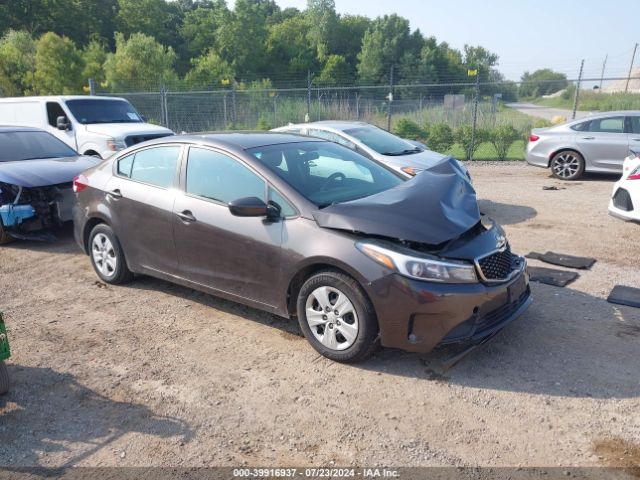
356,241,478,284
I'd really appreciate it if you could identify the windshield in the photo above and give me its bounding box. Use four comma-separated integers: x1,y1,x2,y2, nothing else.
0,131,77,162
248,141,403,207
344,125,421,156
65,99,142,124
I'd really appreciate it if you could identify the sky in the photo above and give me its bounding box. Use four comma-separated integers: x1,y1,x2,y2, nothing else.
259,0,640,83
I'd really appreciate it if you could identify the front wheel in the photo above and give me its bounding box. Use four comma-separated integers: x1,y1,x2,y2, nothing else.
297,270,379,363
89,224,133,284
550,150,585,180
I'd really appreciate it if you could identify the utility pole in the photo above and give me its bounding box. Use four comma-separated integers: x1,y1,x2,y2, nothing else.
599,54,607,92
572,59,584,120
625,43,638,93
386,65,394,132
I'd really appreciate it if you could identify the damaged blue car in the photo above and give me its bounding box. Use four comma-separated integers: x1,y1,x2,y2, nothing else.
0,126,101,243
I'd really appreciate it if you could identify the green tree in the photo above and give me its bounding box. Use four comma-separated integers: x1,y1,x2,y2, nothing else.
184,49,233,88
333,15,370,77
104,32,177,91
0,30,36,96
116,0,174,46
82,40,108,88
306,0,338,61
266,15,317,81
179,0,229,60
33,32,83,95
519,69,569,98
357,14,412,84
317,55,350,86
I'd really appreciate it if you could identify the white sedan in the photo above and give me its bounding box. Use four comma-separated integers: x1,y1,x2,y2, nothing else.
608,151,640,222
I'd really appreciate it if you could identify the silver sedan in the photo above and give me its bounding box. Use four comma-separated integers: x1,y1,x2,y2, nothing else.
526,111,640,180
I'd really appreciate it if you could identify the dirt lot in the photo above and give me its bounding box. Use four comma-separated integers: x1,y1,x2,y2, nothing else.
0,163,639,469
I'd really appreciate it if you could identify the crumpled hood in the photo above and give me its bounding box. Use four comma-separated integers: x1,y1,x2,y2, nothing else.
313,157,480,246
83,122,173,138
0,156,101,188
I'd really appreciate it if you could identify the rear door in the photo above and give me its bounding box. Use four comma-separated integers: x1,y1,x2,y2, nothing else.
173,146,285,307
105,144,182,275
627,115,640,156
575,116,628,171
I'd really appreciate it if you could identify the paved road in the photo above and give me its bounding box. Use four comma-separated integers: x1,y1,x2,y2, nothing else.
506,102,592,122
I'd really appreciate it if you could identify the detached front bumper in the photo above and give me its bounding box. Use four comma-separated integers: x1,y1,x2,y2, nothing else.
369,261,531,353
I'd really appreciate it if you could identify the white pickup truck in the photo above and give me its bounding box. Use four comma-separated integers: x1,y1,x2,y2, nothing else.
0,95,173,159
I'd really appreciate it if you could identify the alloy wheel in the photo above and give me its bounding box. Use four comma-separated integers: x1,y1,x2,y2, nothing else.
91,233,117,278
552,152,581,179
305,286,359,351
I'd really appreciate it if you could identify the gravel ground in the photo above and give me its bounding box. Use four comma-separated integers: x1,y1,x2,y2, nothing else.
0,162,638,469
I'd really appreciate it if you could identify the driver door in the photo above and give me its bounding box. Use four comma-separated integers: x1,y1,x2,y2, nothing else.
173,146,285,307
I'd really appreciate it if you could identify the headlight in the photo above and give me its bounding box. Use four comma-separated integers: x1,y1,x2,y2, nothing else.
356,241,478,283
106,138,127,151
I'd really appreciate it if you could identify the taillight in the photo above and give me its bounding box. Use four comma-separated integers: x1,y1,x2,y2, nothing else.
73,175,88,193
529,134,540,142
628,166,640,180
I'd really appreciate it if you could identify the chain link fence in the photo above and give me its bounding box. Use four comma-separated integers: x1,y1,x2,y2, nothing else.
97,74,640,161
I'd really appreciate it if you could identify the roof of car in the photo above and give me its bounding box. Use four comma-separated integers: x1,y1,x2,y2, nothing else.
0,95,128,103
0,126,46,133
142,132,324,150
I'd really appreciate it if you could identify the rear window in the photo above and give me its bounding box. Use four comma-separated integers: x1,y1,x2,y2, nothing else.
0,130,77,162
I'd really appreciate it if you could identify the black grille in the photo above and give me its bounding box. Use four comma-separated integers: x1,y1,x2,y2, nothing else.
613,188,634,212
477,246,515,281
124,133,172,147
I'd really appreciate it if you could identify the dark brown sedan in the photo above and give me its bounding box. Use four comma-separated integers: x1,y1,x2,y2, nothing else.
73,133,531,363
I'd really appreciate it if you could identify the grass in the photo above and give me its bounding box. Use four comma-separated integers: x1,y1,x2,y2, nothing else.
446,140,526,161
536,90,640,111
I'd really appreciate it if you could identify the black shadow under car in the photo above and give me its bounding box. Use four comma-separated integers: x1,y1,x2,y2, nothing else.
73,133,531,363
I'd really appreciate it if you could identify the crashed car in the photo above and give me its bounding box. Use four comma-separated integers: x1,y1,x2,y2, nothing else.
0,127,101,243
73,133,531,363
608,148,640,222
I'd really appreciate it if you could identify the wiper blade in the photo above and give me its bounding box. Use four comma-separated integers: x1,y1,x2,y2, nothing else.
382,148,422,156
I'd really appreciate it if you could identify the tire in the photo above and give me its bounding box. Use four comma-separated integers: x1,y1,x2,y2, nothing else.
296,270,379,363
0,221,14,245
88,224,133,284
550,150,585,180
0,361,9,395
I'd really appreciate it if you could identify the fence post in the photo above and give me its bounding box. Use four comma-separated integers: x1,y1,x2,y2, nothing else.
386,65,394,131
306,70,312,122
469,71,480,161
223,93,228,128
231,78,237,128
355,93,360,120
88,78,95,96
159,85,169,129
625,43,638,93
572,59,584,120
273,93,278,127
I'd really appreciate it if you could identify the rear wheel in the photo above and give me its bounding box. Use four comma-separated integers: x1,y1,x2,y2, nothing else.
550,150,585,180
297,270,379,363
0,361,9,395
89,224,133,284
0,221,14,245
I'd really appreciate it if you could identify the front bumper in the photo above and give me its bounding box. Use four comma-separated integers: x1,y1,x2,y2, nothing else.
608,183,640,222
368,261,531,353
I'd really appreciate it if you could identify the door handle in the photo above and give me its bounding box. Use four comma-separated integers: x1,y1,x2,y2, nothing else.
107,189,122,199
176,210,196,223
581,136,595,140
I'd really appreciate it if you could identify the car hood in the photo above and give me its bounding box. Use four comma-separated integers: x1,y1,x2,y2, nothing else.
376,149,448,169
83,122,173,138
313,157,480,246
0,156,102,188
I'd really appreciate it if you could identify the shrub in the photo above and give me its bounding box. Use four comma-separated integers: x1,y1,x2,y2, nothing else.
426,122,453,152
454,125,489,160
490,125,520,160
393,118,425,140
256,117,272,131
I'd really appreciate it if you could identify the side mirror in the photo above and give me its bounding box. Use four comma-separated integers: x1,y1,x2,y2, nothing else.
228,197,269,217
56,116,71,131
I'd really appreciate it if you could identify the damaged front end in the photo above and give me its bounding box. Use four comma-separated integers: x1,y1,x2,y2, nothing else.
0,181,74,241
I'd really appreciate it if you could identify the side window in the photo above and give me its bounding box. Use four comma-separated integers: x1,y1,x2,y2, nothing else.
117,153,134,178
186,147,265,204
268,188,296,217
588,117,625,133
627,116,640,134
46,102,66,127
570,121,589,132
122,146,180,188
